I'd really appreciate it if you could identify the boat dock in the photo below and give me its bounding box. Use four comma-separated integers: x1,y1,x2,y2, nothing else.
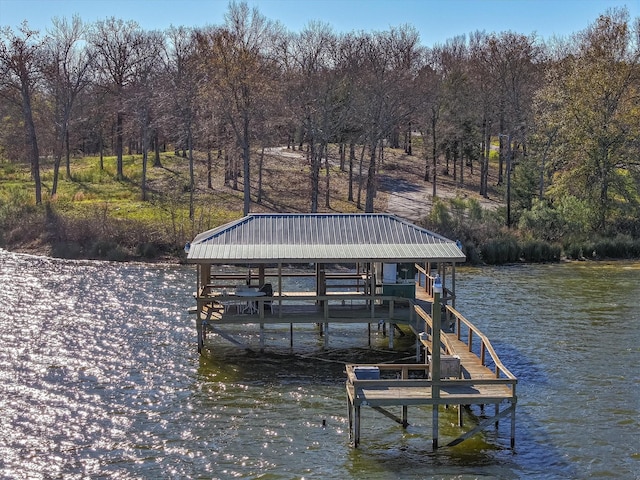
345,286,517,449
186,214,517,450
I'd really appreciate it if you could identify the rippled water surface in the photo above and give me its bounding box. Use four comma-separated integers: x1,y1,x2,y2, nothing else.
0,250,638,479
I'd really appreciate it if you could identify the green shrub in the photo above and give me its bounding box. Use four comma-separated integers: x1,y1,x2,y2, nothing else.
565,235,640,260
480,237,520,265
51,241,83,259
592,235,638,259
460,240,481,265
428,198,452,232
521,240,561,262
89,238,128,261
137,242,158,259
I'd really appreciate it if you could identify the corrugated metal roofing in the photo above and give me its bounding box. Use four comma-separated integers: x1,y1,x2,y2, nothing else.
187,213,465,264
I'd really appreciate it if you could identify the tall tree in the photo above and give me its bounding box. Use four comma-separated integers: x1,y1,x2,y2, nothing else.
536,9,640,231
87,17,149,180
354,26,420,212
162,26,202,218
42,15,92,195
196,2,282,216
284,22,348,212
128,29,164,201
0,22,44,204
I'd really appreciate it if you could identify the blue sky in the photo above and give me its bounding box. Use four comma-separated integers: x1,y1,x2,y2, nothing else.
1,0,638,46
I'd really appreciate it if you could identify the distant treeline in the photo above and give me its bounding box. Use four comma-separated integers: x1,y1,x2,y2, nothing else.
1,3,639,243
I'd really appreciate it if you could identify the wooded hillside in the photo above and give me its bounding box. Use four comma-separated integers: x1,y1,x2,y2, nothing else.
1,3,639,262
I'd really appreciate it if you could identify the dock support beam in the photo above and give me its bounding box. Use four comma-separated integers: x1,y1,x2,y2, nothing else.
431,275,442,449
260,323,265,352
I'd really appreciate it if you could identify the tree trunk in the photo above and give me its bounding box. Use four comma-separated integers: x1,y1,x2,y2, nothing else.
142,122,148,201
52,122,64,197
459,138,464,185
364,141,377,213
21,85,41,204
116,110,124,180
452,142,457,182
498,116,505,185
188,127,195,220
153,129,162,167
432,124,437,199
242,114,251,216
257,146,264,204
324,142,331,209
348,143,355,202
52,154,61,197
99,130,104,170
310,139,319,213
207,147,213,189
65,129,71,180
356,144,366,210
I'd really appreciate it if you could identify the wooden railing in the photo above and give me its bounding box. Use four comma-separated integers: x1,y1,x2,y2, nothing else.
196,289,416,323
414,265,454,303
414,303,516,381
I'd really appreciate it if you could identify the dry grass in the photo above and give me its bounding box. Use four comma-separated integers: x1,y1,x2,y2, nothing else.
1,138,504,260
184,141,503,223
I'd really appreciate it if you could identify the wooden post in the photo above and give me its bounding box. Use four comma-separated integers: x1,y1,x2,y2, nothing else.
347,394,353,443
432,274,442,449
451,263,457,309
324,322,329,349
389,299,395,349
196,316,204,354
199,264,211,296
278,263,283,319
511,401,516,448
354,405,361,447
402,366,408,427
260,323,265,352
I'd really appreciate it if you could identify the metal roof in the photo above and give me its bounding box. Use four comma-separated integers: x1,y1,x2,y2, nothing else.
186,213,466,264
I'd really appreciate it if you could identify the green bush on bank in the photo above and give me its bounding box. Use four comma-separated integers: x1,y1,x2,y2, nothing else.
421,195,637,265
520,240,562,262
564,235,640,260
480,237,520,265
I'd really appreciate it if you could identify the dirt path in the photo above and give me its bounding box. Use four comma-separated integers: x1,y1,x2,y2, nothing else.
380,174,502,223
266,146,502,223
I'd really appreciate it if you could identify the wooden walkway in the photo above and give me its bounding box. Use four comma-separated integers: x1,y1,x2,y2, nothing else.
345,298,517,449
191,274,517,450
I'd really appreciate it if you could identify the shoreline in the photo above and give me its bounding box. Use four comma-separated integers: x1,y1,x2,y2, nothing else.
3,245,637,267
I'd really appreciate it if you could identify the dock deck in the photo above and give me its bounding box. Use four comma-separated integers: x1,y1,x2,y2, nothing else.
344,292,517,449
191,265,517,450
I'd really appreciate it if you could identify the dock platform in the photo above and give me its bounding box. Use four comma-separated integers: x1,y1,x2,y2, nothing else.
345,293,517,449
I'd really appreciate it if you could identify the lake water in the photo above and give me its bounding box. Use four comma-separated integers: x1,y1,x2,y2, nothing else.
0,249,638,479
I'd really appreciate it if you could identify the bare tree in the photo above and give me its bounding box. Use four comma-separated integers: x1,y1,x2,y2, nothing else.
161,26,202,218
128,29,164,201
283,22,348,212
196,2,282,216
416,51,444,197
42,15,92,195
87,17,149,180
351,27,420,212
0,22,44,204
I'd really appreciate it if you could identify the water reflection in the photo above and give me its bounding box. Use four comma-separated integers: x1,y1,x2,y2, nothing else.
0,250,638,478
